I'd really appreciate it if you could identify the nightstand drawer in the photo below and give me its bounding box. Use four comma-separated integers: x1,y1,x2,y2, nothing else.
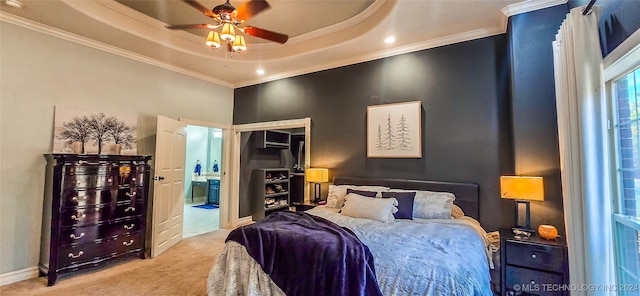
506,241,564,271
505,265,564,296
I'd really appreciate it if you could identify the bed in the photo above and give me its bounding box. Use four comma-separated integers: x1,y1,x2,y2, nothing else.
207,177,493,296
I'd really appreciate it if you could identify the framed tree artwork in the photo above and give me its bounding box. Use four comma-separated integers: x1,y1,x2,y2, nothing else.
367,101,422,158
52,106,137,155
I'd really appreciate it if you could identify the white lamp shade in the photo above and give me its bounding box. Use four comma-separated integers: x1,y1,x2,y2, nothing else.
220,23,236,42
306,168,328,183
232,35,247,52
500,176,544,201
206,31,221,48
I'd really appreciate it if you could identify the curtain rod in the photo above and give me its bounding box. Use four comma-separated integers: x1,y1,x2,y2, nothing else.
582,0,597,15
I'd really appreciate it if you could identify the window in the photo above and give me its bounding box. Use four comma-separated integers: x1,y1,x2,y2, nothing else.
611,65,640,292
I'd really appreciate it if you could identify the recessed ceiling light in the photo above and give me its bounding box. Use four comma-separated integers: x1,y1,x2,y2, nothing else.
256,69,265,75
384,36,396,44
4,0,23,8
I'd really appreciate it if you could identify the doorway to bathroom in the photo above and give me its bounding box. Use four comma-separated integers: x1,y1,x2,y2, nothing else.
183,125,223,238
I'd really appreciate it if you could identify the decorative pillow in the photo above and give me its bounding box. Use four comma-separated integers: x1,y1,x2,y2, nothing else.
381,191,416,219
451,204,465,218
340,193,397,223
346,188,378,198
326,185,390,208
389,189,455,219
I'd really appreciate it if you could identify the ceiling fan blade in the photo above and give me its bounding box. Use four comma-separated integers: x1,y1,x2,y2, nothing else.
234,0,270,21
182,0,215,18
243,26,288,44
167,24,212,30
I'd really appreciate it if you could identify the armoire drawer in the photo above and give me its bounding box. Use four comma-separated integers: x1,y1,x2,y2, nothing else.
57,232,143,269
63,174,114,189
65,164,112,176
118,170,146,187
62,187,144,208
59,218,143,246
60,202,143,227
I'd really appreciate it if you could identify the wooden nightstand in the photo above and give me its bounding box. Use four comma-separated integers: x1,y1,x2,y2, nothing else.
292,201,319,212
499,228,569,296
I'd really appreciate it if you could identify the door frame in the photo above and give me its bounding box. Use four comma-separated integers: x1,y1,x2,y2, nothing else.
231,118,311,227
178,118,233,229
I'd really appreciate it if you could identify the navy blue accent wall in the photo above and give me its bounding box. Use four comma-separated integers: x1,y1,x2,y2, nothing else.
568,0,640,56
232,1,638,237
234,36,514,231
507,5,568,235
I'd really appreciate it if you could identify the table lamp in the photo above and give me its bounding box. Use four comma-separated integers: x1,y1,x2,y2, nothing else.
306,168,329,202
500,176,544,232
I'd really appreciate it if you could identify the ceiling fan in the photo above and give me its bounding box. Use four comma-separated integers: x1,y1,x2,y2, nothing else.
167,0,289,52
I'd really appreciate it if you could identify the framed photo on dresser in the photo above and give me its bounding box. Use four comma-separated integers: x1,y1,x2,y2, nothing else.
52,106,137,155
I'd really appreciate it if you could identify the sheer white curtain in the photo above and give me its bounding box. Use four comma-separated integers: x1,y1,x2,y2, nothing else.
553,6,615,294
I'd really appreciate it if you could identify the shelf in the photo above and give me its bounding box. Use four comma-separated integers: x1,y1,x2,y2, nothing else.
265,204,290,211
253,168,290,221
254,130,291,149
266,140,289,145
265,192,289,198
265,179,289,184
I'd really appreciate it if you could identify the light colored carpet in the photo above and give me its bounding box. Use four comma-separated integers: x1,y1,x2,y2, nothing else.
1,229,230,296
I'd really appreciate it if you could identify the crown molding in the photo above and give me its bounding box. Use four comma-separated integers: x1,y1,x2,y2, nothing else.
236,26,506,88
3,0,544,89
0,12,234,88
61,0,222,60
501,0,567,17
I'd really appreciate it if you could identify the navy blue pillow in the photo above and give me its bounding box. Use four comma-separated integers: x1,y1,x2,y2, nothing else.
381,191,416,219
346,188,378,198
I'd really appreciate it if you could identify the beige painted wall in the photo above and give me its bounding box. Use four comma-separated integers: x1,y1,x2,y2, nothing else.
0,22,234,275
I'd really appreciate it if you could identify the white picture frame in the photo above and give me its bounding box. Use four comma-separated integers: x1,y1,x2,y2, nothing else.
52,106,138,155
367,101,422,158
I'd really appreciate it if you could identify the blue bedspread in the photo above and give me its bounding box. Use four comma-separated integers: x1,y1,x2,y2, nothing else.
307,208,493,296
226,211,383,296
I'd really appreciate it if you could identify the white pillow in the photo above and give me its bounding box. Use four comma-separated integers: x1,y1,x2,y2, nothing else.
340,193,397,223
389,189,455,219
326,185,390,208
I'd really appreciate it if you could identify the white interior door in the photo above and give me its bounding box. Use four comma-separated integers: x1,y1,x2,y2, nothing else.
151,115,187,258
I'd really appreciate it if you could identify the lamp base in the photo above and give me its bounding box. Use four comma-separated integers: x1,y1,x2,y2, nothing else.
313,183,322,203
513,200,532,231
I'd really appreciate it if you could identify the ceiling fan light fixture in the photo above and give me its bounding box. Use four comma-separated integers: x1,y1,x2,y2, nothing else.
232,35,247,52
220,23,236,42
206,31,222,48
172,0,288,54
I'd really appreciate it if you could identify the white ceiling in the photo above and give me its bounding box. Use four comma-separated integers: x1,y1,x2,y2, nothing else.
0,0,566,88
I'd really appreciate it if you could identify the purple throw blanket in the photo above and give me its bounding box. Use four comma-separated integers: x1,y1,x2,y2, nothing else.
226,211,382,296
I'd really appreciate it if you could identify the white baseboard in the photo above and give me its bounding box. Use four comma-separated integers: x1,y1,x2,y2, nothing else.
0,266,39,286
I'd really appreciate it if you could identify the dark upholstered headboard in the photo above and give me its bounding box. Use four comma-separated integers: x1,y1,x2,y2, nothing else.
333,177,480,220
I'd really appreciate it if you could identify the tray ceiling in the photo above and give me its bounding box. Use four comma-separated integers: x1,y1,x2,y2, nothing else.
0,0,566,87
